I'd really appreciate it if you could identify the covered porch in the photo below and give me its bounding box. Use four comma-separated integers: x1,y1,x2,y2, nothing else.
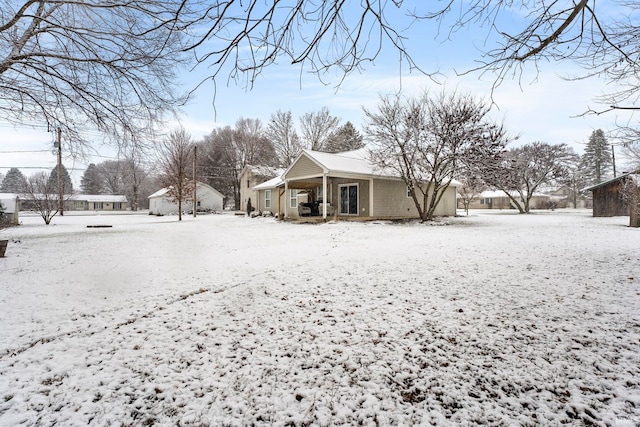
284,175,371,220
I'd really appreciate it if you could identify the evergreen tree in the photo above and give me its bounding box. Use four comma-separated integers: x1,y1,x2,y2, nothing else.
580,129,612,185
47,165,74,194
81,163,105,194
324,122,365,153
0,167,27,192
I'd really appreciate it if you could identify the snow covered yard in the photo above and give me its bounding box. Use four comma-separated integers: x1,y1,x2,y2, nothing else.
0,210,638,426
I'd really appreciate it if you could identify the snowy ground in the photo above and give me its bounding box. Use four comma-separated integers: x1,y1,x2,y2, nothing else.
0,210,638,426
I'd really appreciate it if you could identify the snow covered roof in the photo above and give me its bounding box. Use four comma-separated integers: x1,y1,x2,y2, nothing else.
148,182,224,199
286,149,462,186
0,193,128,205
70,194,128,203
583,171,640,192
299,148,377,176
253,175,284,190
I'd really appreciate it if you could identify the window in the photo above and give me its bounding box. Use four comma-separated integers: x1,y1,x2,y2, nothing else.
265,190,271,208
406,185,412,198
339,184,358,215
113,202,122,210
94,202,103,209
290,189,298,208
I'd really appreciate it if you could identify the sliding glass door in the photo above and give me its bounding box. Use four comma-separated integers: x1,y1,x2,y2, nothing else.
339,184,358,215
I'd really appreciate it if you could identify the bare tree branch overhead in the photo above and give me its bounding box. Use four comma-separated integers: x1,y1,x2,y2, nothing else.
0,0,191,152
184,1,639,111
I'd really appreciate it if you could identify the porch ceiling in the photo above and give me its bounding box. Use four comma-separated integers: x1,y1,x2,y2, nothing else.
286,178,323,189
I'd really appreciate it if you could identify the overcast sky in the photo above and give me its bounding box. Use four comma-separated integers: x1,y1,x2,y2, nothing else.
1,3,636,186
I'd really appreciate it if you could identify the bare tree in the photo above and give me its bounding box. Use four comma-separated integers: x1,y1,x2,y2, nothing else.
457,176,485,216
199,118,277,209
612,125,640,172
97,161,127,195
183,1,640,112
122,148,150,212
299,107,340,151
233,118,278,167
483,142,578,214
1,1,189,152
365,91,507,221
156,128,195,221
264,110,302,167
21,172,65,224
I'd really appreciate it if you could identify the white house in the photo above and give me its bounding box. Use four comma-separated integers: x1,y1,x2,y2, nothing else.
148,182,224,215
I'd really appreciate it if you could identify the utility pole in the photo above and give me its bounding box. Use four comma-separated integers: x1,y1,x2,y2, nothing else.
57,128,64,216
611,144,617,178
193,145,197,218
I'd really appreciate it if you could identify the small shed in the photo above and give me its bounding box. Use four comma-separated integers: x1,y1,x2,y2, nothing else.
148,182,224,215
0,193,20,225
584,173,633,217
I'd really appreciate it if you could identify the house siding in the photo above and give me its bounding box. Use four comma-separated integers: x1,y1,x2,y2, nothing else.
257,188,285,215
372,179,457,217
239,170,260,212
149,184,223,215
286,155,323,179
372,179,417,217
330,178,370,216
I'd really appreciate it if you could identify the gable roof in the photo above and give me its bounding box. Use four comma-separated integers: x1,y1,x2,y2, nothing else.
583,171,640,192
296,148,377,176
284,149,461,186
148,182,224,199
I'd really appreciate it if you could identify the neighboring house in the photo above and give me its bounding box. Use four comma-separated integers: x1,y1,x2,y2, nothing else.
14,193,127,212
239,165,283,213
463,190,552,210
584,172,639,224
0,193,20,225
253,149,459,220
538,185,591,209
68,194,128,211
148,182,224,216
464,190,513,210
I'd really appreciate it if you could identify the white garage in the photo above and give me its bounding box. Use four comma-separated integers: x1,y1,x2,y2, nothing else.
148,182,224,215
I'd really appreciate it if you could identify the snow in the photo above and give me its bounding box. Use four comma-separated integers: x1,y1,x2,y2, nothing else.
0,210,639,426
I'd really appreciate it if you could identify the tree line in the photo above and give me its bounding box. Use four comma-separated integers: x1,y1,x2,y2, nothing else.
1,91,633,224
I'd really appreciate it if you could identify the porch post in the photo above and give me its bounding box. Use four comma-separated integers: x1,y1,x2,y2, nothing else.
322,173,327,218
284,180,288,218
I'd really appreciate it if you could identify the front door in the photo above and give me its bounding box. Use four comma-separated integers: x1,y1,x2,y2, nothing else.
339,184,358,215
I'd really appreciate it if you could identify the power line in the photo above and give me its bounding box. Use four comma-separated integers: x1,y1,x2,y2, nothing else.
0,150,50,154
0,166,87,171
